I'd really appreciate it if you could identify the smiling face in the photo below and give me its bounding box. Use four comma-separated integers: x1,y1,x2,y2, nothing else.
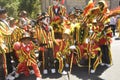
53,0,59,6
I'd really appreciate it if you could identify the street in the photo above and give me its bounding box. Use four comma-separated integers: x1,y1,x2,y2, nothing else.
15,36,120,80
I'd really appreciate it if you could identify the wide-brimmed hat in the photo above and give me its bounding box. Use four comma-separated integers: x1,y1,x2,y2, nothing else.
62,29,72,39
98,0,108,8
20,33,34,42
37,12,50,21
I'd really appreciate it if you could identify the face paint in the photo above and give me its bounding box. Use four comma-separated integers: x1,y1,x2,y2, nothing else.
53,0,59,6
42,17,50,26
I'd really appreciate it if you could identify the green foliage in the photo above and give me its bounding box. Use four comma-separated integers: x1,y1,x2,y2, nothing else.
18,0,41,18
0,0,20,18
0,0,41,18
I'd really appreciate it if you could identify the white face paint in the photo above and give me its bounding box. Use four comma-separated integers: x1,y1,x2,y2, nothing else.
42,17,50,26
53,0,59,6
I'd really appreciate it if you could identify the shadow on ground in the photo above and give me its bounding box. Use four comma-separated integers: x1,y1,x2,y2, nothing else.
15,64,109,80
69,65,108,80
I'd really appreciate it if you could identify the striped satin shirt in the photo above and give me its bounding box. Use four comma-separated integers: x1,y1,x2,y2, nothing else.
34,25,55,48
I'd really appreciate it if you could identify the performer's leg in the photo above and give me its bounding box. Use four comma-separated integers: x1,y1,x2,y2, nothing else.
6,52,13,74
17,62,30,76
100,45,111,65
56,52,64,73
48,48,54,69
44,49,49,69
24,68,30,77
0,54,6,80
58,58,64,73
106,45,112,65
43,49,49,74
32,63,41,78
48,48,56,73
90,55,99,74
11,50,19,67
93,53,101,71
111,25,116,36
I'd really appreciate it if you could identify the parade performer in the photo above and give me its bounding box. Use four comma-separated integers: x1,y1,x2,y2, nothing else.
34,12,59,74
80,40,101,74
98,21,113,67
85,20,102,73
11,19,24,42
73,6,83,22
68,12,81,43
0,32,8,80
48,0,67,39
51,15,64,39
0,8,16,80
18,10,31,32
13,34,42,80
84,0,109,24
76,0,95,44
109,16,117,37
55,29,73,74
5,17,22,80
48,0,67,22
9,17,24,67
78,23,89,44
76,19,102,74
0,13,8,80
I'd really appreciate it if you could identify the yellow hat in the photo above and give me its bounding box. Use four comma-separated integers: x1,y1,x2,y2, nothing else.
62,29,71,39
98,0,107,8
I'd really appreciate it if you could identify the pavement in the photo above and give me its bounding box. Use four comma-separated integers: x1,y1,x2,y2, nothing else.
14,34,120,80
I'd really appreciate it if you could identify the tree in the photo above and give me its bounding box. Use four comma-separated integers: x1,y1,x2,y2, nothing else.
0,0,20,18
18,0,41,18
0,0,41,18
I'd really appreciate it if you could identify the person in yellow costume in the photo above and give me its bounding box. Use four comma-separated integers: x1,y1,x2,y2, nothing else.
55,29,72,74
48,0,67,39
85,0,109,23
0,8,15,80
48,0,67,22
98,21,113,67
68,11,81,43
34,12,59,74
0,31,8,80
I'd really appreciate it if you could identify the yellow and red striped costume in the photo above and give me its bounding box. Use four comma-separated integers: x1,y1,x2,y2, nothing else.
0,20,13,76
11,27,24,42
98,26,113,65
0,21,13,53
48,5,67,21
13,41,41,77
34,25,56,48
55,39,71,73
79,42,101,71
0,37,7,76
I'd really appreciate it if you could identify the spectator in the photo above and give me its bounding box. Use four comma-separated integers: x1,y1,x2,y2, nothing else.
109,16,117,37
